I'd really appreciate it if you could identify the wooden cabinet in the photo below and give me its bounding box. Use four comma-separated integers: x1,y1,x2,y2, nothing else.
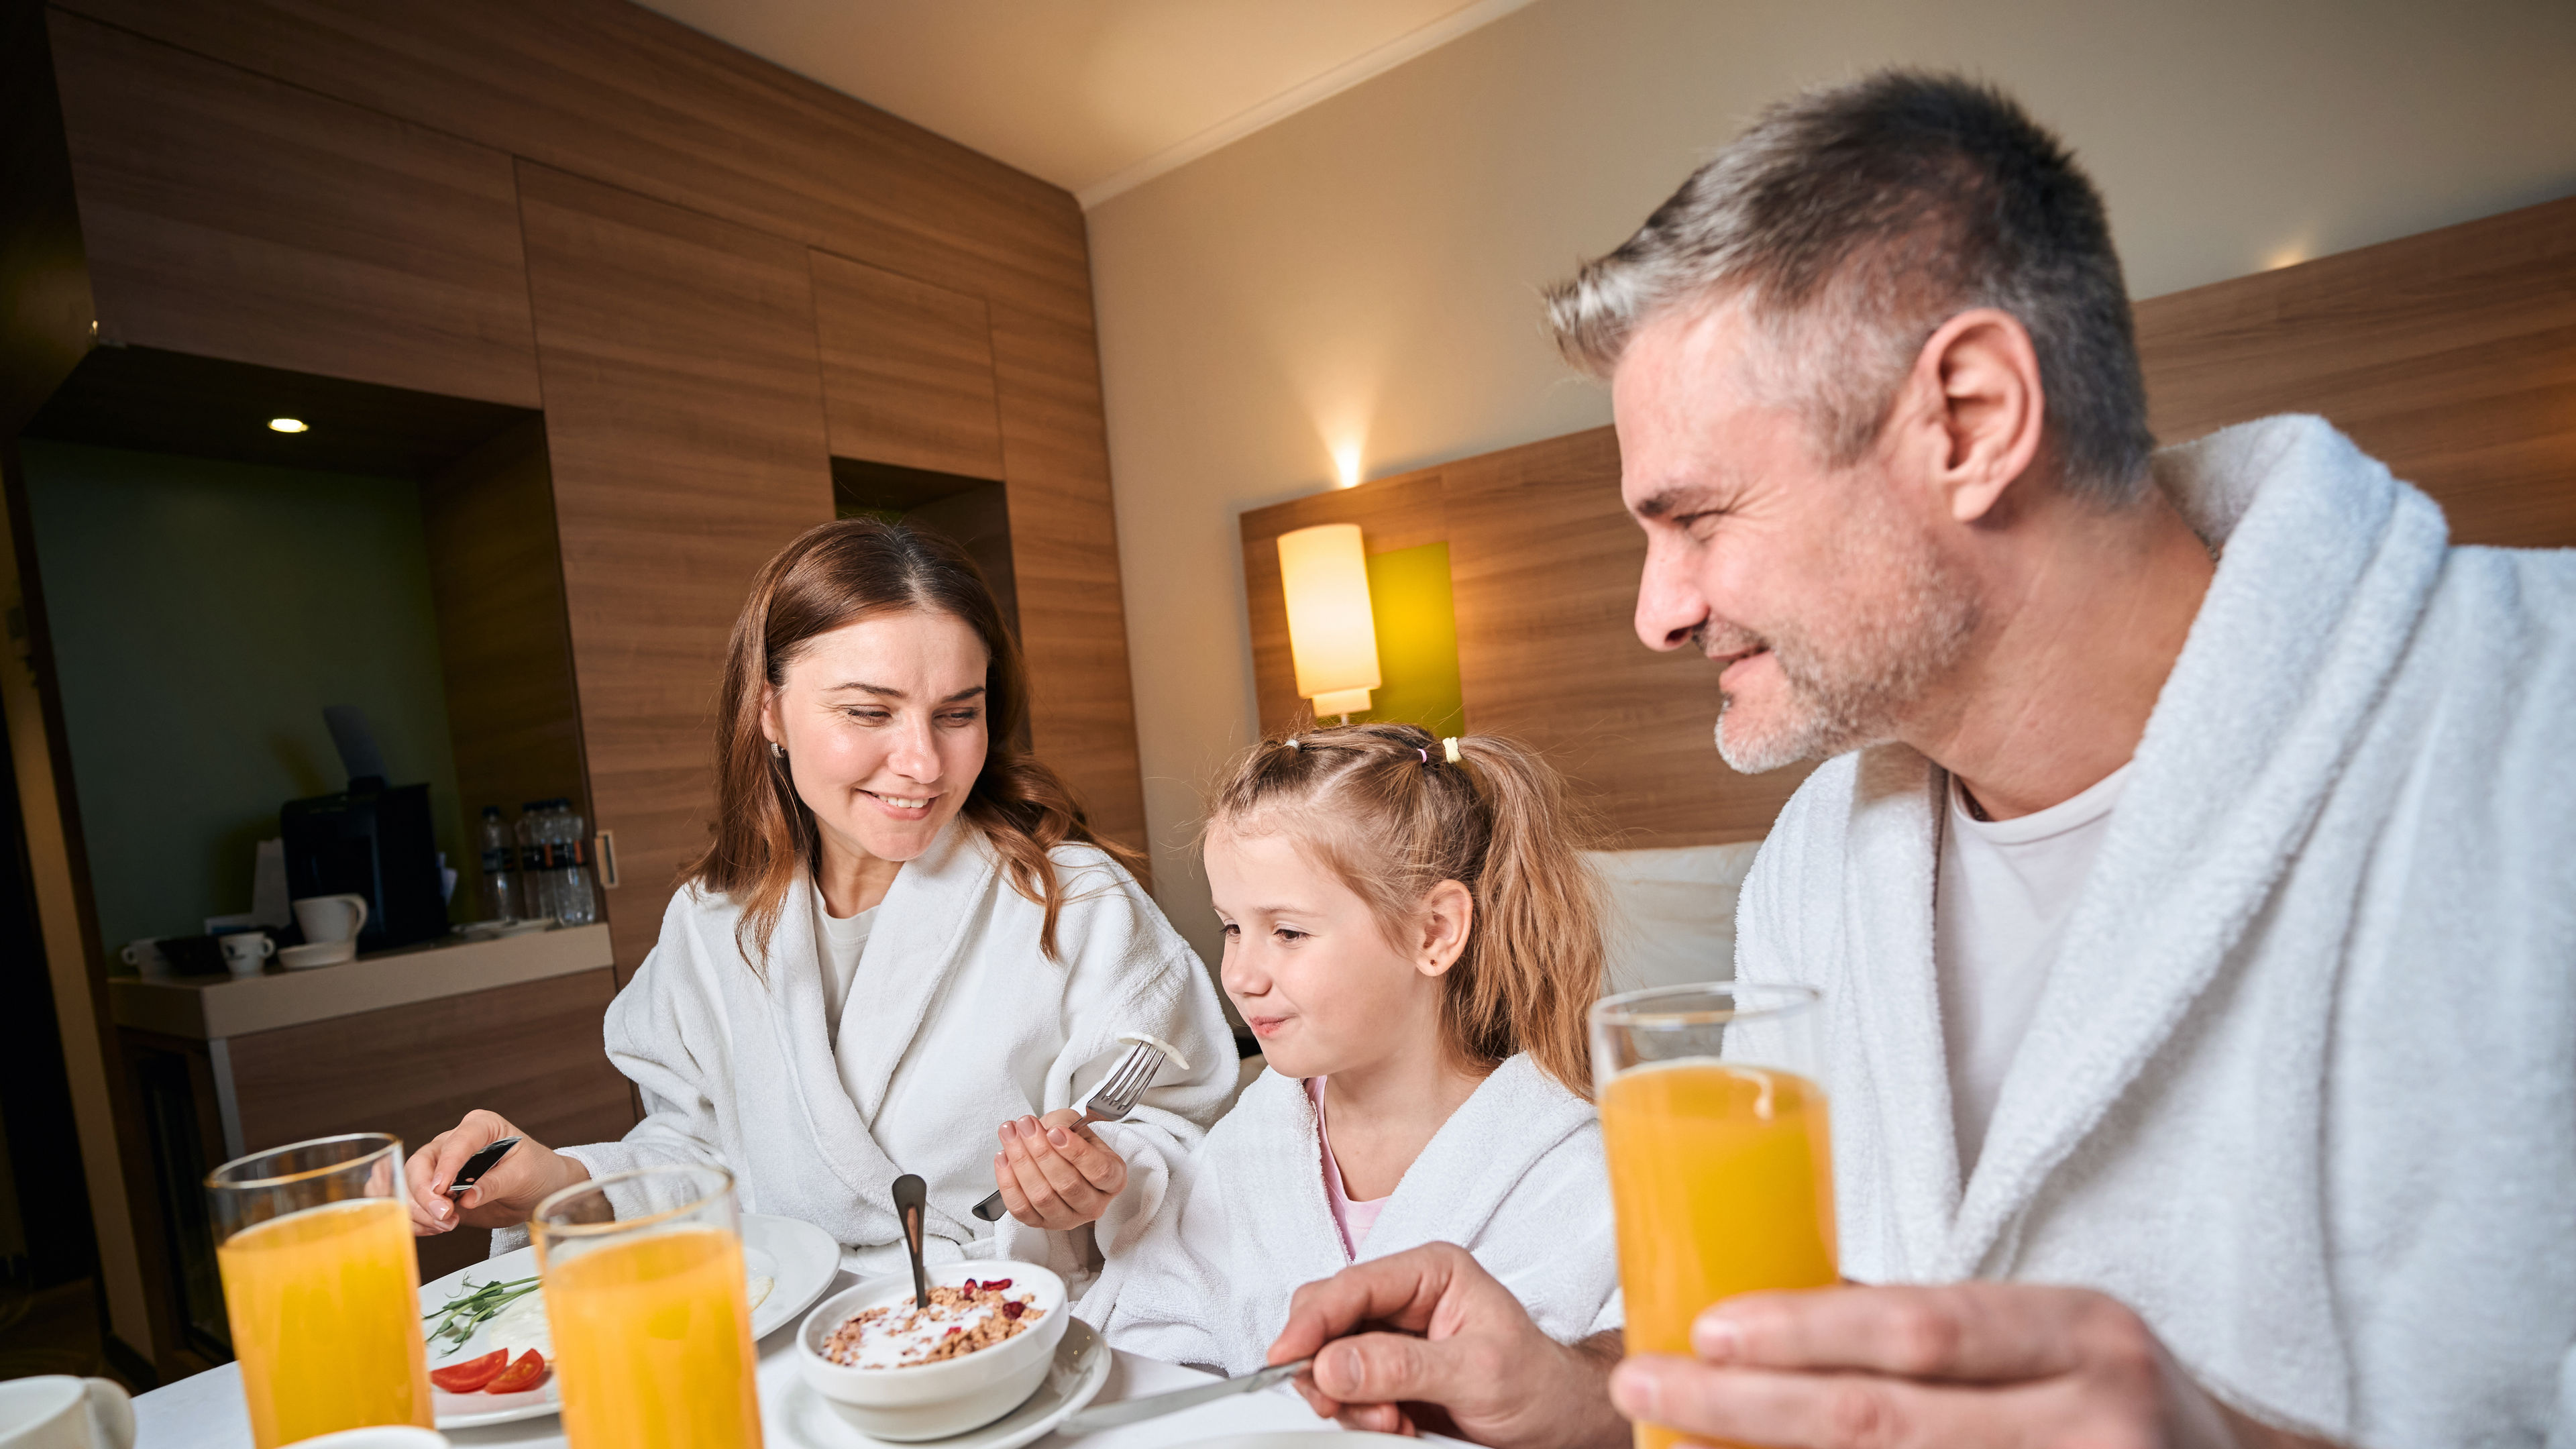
814,253,1007,481
515,163,838,976
45,9,541,408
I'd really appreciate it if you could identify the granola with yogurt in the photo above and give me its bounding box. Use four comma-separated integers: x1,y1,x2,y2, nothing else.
821,1278,1045,1368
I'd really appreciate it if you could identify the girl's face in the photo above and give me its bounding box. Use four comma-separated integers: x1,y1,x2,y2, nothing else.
1204,823,1469,1080
761,609,989,866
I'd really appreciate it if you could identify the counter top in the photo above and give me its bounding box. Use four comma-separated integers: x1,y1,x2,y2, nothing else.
109,923,616,1039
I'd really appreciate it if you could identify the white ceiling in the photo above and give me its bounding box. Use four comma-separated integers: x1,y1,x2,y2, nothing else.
634,0,1536,207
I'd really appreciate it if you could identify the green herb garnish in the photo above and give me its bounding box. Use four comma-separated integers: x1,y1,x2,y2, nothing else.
423,1273,541,1356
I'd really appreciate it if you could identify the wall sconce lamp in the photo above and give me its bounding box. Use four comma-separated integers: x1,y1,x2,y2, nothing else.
1277,523,1380,722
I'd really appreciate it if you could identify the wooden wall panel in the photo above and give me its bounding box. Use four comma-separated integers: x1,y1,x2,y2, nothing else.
1238,431,1806,847
1445,429,1806,846
224,968,635,1282
50,0,1093,329
991,305,1148,855
421,417,588,857
1238,474,1449,737
812,252,1006,481
45,9,541,408
516,163,835,977
2136,193,2576,549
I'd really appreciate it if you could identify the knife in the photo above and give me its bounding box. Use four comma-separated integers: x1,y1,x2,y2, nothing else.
1053,1356,1313,1437
445,1136,521,1197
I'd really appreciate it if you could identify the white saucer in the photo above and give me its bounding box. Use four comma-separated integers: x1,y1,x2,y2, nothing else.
423,1212,841,1430
780,1316,1109,1449
277,940,356,969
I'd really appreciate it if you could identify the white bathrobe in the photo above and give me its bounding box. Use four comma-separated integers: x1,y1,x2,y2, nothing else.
1735,415,2576,1448
545,818,1240,1281
1082,1055,1623,1377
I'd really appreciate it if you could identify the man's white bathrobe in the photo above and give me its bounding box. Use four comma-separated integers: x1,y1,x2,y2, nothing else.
1081,1055,1622,1377
548,818,1238,1281
1735,415,2575,1448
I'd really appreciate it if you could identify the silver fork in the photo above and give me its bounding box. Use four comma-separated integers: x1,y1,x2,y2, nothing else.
970,1034,1185,1222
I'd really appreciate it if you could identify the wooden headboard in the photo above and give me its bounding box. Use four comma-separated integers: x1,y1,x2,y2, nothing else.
1240,193,2576,848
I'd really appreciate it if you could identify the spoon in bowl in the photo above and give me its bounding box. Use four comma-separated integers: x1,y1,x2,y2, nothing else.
892,1173,930,1309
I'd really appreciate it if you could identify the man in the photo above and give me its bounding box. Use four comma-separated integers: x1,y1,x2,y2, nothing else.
1263,71,2575,1449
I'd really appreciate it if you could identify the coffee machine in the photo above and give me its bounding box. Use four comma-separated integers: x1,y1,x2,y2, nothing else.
278,706,447,951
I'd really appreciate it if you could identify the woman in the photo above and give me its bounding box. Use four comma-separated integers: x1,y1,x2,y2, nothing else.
401,519,1236,1279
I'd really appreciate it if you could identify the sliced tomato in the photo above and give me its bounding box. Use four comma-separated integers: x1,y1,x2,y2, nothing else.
486,1348,547,1394
429,1348,508,1393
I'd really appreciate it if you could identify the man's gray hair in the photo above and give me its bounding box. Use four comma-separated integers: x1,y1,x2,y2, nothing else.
1544,71,2154,502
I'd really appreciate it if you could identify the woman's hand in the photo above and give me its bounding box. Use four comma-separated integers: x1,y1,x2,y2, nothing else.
990,1109,1128,1231
404,1110,591,1235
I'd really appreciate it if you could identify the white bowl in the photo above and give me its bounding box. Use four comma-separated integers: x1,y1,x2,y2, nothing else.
795,1260,1068,1442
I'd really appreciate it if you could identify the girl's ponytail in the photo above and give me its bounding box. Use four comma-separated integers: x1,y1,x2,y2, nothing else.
1201,722,1606,1097
1440,736,1605,1097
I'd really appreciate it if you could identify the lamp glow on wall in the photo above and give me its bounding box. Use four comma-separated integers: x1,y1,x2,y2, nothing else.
1277,523,1380,721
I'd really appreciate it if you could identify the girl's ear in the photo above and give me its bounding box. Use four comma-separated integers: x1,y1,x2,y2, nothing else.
1414,879,1474,978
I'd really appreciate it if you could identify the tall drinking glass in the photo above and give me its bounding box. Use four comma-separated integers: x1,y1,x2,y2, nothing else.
1592,983,1837,1449
206,1132,434,1448
533,1163,763,1449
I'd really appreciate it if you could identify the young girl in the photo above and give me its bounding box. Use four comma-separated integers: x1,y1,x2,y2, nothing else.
1083,723,1621,1375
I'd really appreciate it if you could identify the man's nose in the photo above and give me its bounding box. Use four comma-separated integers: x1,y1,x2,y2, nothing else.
1635,537,1711,652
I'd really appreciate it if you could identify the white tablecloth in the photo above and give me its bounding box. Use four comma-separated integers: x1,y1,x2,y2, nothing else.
133,1270,1372,1448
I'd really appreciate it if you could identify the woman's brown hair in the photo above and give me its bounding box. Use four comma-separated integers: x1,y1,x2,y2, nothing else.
686,517,1140,968
1201,722,1605,1097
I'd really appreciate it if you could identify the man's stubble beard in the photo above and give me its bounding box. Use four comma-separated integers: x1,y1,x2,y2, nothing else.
1709,512,1980,774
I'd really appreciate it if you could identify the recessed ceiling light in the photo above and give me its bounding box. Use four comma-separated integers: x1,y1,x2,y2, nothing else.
268,417,308,434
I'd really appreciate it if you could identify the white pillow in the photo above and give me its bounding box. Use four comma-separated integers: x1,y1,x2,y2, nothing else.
1583,841,1763,997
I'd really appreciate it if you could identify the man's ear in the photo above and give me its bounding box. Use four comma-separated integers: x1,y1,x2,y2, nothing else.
1908,307,2046,525
1414,879,1474,979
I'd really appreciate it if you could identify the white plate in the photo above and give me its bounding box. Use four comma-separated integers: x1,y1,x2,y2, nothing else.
421,1211,841,1429
780,1316,1108,1449
1169,1438,1419,1448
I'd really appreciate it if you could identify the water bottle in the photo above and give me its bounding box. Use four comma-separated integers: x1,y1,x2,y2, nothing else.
557,800,596,926
517,801,556,921
478,806,515,922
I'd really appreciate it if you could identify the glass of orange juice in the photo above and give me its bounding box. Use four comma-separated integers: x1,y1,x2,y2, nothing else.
1592,982,1837,1449
206,1132,434,1448
533,1163,763,1449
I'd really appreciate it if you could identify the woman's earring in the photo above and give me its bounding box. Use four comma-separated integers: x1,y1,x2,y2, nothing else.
770,741,786,761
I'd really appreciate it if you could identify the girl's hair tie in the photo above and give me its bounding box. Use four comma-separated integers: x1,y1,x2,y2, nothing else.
1442,737,1463,764
1284,737,1301,751
1416,747,1430,763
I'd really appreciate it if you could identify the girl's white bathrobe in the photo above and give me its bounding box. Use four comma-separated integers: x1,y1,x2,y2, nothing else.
1082,1054,1621,1377
1735,416,2576,1449
544,818,1239,1281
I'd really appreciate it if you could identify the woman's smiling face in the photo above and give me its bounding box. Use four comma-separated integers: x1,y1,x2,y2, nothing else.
761,608,989,865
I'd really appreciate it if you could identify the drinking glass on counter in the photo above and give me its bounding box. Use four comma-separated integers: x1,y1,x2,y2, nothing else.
1591,983,1838,1449
533,1163,763,1449
207,1132,433,1448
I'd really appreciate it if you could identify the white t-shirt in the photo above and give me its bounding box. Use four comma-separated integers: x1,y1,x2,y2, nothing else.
815,897,880,1034
1933,761,2129,1174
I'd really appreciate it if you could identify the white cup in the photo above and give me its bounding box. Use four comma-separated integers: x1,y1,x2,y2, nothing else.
282,1429,450,1448
292,893,370,945
0,1376,134,1449
118,939,169,978
219,932,275,976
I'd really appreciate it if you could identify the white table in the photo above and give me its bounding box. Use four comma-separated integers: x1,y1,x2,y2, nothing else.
131,1269,1379,1448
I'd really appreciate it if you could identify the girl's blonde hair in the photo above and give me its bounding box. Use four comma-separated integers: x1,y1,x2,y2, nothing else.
1203,722,1605,1097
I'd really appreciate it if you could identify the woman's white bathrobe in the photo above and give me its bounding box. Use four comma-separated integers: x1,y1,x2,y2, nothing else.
546,818,1239,1281
1081,1055,1622,1377
1735,415,2575,1448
